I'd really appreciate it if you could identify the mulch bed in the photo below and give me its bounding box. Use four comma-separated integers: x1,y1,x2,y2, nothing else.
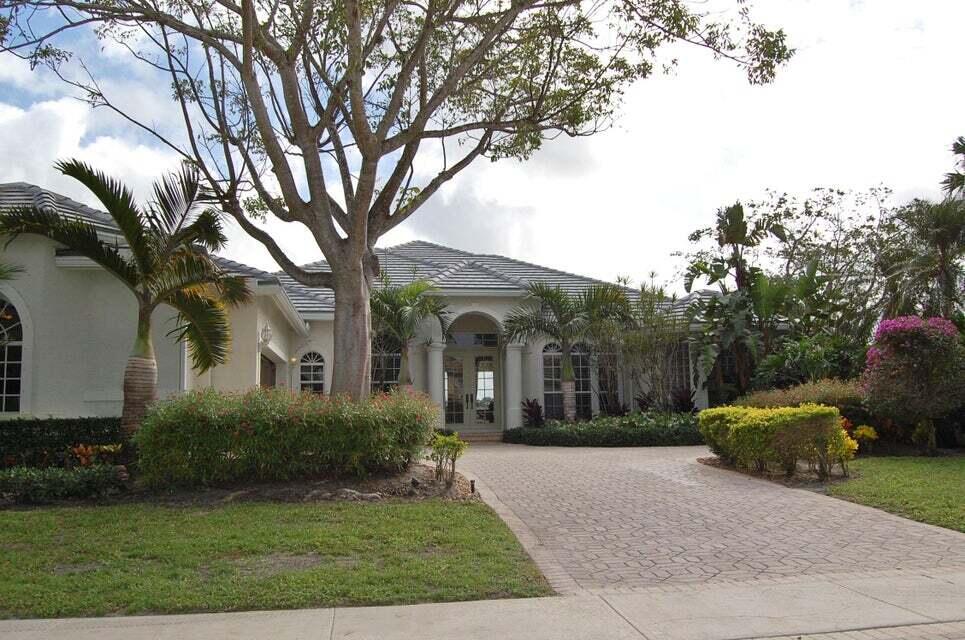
696,455,848,491
2,463,475,509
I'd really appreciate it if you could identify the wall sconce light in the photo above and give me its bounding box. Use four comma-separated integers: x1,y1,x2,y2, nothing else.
259,322,273,347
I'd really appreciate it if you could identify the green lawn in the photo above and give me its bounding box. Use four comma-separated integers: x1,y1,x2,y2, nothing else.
0,499,551,618
830,456,965,532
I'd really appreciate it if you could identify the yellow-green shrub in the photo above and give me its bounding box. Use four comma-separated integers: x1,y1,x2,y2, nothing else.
697,406,750,464
698,404,847,478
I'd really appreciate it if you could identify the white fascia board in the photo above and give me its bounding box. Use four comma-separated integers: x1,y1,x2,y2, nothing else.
255,280,310,336
302,312,335,322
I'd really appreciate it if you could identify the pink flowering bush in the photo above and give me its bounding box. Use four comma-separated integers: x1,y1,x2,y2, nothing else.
135,387,438,487
862,316,965,451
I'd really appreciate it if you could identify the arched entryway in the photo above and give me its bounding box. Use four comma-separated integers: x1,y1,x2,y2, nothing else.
442,312,502,433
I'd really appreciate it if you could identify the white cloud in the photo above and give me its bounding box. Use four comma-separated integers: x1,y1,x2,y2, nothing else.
1,0,963,284
0,98,181,204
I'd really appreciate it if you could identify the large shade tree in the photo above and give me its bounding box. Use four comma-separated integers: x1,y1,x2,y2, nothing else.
505,282,631,421
0,161,251,437
0,0,792,398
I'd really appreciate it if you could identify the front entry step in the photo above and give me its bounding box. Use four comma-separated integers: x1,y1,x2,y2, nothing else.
458,431,504,443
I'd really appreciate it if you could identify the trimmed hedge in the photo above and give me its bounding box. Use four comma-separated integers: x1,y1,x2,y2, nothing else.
698,404,856,478
0,465,125,503
134,387,438,487
503,412,702,447
0,417,123,468
734,379,870,425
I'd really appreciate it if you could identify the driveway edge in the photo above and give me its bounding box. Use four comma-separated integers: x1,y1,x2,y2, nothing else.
460,466,584,596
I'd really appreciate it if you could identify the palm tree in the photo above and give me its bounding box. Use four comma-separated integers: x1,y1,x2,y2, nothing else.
370,278,450,387
885,199,965,319
942,136,965,197
504,282,632,421
0,263,22,281
0,160,251,438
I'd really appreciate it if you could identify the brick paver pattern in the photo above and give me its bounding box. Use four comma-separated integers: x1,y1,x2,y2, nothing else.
461,445,965,591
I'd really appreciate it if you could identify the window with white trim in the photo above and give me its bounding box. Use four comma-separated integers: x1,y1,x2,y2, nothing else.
0,297,23,413
542,343,592,420
371,334,402,393
299,351,325,394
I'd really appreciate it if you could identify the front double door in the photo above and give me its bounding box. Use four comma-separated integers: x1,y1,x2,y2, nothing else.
444,350,499,430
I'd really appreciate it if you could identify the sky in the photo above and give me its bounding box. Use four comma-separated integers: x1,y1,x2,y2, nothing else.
0,1,962,291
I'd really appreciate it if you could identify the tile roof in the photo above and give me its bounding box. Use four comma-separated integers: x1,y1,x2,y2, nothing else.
0,182,122,233
0,183,697,319
288,241,631,310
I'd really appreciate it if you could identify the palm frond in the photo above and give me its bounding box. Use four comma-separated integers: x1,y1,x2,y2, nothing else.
370,278,449,344
503,306,560,342
0,262,23,281
150,164,203,236
165,289,232,372
55,159,152,273
0,206,139,288
149,250,251,306
172,208,228,252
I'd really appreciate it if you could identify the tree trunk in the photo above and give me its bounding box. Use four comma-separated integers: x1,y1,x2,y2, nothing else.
330,268,372,399
121,308,157,440
398,342,412,387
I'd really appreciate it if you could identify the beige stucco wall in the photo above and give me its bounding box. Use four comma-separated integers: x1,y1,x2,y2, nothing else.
0,236,701,420
0,235,182,417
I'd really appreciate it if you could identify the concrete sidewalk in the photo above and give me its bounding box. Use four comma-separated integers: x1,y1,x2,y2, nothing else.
3,568,964,640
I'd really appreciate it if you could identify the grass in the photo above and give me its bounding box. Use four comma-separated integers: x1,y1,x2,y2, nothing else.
0,499,551,618
829,456,965,532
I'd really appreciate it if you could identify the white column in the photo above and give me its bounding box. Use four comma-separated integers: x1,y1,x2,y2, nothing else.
427,341,445,428
504,342,524,430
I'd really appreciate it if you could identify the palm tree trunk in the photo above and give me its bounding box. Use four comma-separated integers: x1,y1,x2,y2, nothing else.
121,307,157,439
561,342,577,422
398,343,412,387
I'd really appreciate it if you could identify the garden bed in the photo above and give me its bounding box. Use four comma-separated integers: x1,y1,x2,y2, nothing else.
503,412,702,447
0,463,472,508
0,493,551,618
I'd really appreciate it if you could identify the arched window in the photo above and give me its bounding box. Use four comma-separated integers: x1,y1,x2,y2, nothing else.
299,352,325,394
371,333,402,393
542,343,592,420
0,297,23,413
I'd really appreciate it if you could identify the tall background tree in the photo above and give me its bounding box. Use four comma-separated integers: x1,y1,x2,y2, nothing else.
0,161,251,437
0,0,792,398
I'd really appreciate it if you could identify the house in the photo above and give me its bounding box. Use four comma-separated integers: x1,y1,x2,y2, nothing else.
0,183,710,436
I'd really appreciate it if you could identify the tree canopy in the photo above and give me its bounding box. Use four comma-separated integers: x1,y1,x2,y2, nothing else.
0,0,792,396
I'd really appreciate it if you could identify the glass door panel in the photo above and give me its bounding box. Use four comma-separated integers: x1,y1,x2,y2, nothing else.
474,356,496,425
444,355,465,426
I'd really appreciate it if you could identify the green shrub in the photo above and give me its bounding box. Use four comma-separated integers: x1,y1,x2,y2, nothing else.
734,379,869,424
0,417,123,468
694,406,747,464
503,412,702,447
0,465,125,503
698,404,851,479
134,387,438,487
427,432,469,485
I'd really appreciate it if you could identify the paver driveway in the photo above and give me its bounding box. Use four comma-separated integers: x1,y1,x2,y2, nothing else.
461,445,965,592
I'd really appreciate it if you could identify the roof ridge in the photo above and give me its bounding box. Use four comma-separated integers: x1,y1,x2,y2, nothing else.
380,246,449,274
463,257,526,287
212,255,276,279
387,239,477,257
428,258,472,286
474,252,630,291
